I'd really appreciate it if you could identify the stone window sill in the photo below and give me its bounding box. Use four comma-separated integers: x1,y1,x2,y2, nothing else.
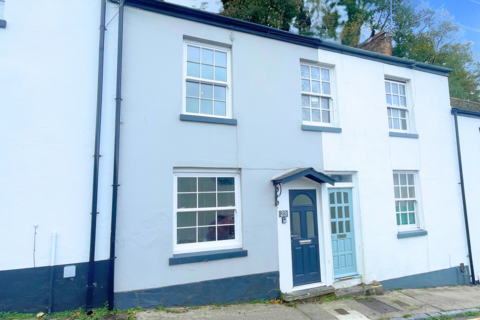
180,114,237,126
0,20,6,28
302,125,342,133
397,229,428,239
389,132,419,139
169,248,248,265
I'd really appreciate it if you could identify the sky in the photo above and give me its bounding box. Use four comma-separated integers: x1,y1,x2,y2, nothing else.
168,0,480,55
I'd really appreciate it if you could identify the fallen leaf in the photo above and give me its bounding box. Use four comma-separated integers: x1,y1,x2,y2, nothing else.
36,312,45,318
132,310,136,314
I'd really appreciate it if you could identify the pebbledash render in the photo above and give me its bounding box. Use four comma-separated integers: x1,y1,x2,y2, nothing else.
0,0,475,313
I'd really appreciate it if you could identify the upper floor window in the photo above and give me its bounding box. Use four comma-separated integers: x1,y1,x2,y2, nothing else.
301,64,332,125
184,42,231,118
0,0,5,20
385,80,408,131
393,172,419,228
174,170,242,254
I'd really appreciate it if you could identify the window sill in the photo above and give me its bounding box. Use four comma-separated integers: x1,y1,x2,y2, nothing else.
397,229,428,239
0,20,6,28
169,248,248,265
302,125,342,133
180,114,237,126
389,132,419,139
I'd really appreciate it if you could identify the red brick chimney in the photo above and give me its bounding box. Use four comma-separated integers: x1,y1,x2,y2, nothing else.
359,31,393,56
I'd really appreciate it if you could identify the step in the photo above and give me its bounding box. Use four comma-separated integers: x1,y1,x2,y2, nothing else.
335,284,365,297
283,286,335,302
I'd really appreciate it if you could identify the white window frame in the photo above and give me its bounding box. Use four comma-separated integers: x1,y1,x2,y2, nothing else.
182,40,232,119
393,171,422,231
385,79,410,133
301,63,335,127
173,169,242,254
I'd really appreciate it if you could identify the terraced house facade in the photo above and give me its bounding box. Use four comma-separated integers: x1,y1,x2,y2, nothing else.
0,0,475,313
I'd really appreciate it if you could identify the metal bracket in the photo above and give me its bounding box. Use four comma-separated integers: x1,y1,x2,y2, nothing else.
274,183,282,206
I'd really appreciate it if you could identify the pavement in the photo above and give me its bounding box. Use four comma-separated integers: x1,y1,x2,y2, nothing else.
133,285,480,320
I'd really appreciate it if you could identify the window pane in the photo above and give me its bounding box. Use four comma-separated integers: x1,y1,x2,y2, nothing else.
198,177,215,192
321,97,329,109
400,109,406,118
396,214,401,225
198,226,216,242
214,86,226,101
386,94,392,104
346,220,351,233
392,108,399,117
201,65,213,80
302,108,310,121
400,174,407,185
293,194,313,205
322,82,331,95
301,65,310,78
218,192,235,207
218,225,235,240
408,174,414,185
388,118,393,129
388,108,392,116
409,212,415,224
302,79,310,92
187,46,200,62
331,221,337,234
214,101,226,116
217,210,235,225
177,228,196,244
344,206,350,218
307,211,315,237
302,95,310,107
393,118,400,129
178,177,197,192
394,187,400,198
393,174,399,185
338,221,344,233
395,201,400,212
177,211,196,227
400,201,407,211
215,67,227,82
186,81,199,97
401,119,407,130
393,95,399,105
201,84,213,99
401,213,408,225
311,67,320,80
338,206,343,218
200,99,213,114
330,207,335,219
330,192,335,204
408,201,415,211
336,192,342,204
392,83,399,94
344,192,349,203
312,109,320,122
187,62,200,77
215,51,227,67
312,81,321,93
217,177,234,191
401,187,408,198
385,82,391,93
400,85,405,95
198,211,216,226
311,96,320,108
292,211,301,237
400,96,406,106
322,111,330,123
186,98,199,113
198,193,216,208
321,68,330,81
201,48,214,64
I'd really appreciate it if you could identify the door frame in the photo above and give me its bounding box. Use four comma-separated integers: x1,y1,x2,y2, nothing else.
276,177,333,293
326,172,364,286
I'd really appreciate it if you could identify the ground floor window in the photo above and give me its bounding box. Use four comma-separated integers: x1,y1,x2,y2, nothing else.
393,171,418,228
174,170,241,253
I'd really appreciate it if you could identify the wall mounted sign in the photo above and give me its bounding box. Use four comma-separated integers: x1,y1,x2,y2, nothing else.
279,210,288,224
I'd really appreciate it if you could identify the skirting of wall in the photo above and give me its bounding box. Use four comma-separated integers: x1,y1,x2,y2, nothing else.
0,260,109,313
381,266,470,290
115,271,280,309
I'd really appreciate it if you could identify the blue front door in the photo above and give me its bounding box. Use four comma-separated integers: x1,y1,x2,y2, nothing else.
329,188,357,278
290,190,321,286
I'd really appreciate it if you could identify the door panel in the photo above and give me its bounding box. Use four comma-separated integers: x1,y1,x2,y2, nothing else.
290,190,321,286
329,188,357,278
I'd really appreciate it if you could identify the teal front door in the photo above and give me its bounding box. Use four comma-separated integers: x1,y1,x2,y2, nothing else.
329,188,357,278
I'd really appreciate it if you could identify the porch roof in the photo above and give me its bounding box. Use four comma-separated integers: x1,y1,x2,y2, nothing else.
271,167,335,186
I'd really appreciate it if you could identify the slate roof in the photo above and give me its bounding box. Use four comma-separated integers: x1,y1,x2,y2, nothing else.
451,98,480,114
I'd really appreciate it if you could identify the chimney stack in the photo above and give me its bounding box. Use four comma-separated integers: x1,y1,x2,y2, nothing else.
359,31,393,56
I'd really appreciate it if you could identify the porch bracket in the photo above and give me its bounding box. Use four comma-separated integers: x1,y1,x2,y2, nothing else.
274,182,282,206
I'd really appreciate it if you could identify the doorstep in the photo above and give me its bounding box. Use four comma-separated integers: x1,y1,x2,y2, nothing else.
283,285,335,302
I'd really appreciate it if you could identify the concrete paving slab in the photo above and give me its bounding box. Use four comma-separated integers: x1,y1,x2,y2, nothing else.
296,302,339,320
317,300,370,320
136,304,309,320
400,286,480,310
374,290,441,316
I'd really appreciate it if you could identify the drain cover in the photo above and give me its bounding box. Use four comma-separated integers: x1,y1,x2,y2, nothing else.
335,308,350,315
358,299,399,313
393,300,410,307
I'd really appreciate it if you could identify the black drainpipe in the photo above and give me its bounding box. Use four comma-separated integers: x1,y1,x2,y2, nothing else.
452,108,476,284
86,0,107,311
108,0,125,310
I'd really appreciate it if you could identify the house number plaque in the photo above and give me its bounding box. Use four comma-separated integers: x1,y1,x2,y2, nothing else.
279,210,288,224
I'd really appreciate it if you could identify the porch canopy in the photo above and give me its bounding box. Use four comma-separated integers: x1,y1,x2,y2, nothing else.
272,167,336,186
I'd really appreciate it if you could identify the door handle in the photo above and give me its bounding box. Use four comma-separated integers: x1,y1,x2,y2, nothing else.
291,235,299,238
299,239,312,245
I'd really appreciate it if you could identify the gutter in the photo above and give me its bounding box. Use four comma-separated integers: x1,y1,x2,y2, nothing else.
86,0,107,311
452,108,477,284
108,0,125,310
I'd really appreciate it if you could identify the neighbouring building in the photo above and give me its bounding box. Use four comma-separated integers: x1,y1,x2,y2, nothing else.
0,0,474,313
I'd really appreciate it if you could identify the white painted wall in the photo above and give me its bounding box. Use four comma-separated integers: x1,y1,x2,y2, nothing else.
457,115,480,282
0,0,118,270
